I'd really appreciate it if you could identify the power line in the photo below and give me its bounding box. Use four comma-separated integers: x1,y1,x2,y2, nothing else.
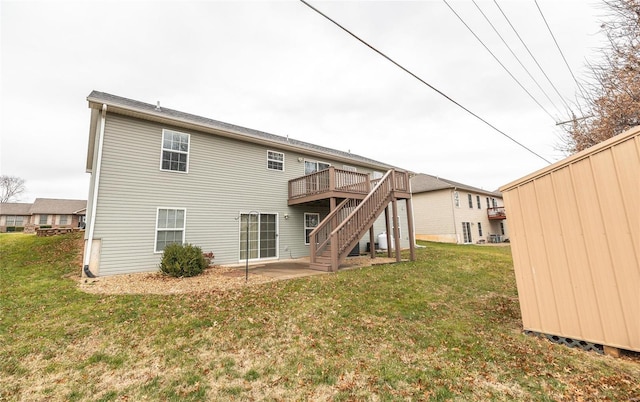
299,0,552,164
534,0,589,101
471,0,565,116
443,0,557,122
493,0,573,112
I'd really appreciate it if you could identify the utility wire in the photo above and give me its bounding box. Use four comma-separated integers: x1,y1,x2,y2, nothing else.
443,0,557,122
534,0,589,101
299,0,551,164
472,0,565,116
493,0,572,112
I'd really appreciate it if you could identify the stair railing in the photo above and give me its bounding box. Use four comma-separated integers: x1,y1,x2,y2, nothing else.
332,170,395,264
309,197,361,265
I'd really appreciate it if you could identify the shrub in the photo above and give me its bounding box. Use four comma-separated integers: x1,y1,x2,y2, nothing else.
159,243,207,277
40,225,52,229
202,251,215,267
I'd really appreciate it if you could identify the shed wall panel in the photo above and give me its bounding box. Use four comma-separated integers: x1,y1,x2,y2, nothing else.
534,174,582,337
550,167,604,341
504,188,541,331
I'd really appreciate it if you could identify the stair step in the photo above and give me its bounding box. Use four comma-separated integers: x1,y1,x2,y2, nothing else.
309,263,332,272
315,256,331,264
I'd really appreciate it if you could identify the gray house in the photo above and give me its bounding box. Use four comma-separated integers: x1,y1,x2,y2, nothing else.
83,91,415,276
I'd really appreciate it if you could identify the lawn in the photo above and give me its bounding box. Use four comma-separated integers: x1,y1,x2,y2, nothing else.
1,232,638,401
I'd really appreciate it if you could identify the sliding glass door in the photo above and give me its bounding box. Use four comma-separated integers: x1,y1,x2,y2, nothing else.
239,213,277,260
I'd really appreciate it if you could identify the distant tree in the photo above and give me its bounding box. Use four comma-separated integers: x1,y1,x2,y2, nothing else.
560,0,640,153
0,175,26,203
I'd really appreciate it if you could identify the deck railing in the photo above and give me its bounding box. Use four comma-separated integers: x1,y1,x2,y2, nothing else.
488,206,506,220
309,198,360,261
289,167,372,200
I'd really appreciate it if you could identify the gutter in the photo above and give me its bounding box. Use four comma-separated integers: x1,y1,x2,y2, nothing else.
82,104,107,278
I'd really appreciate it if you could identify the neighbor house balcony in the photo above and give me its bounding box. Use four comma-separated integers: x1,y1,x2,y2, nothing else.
288,167,410,206
488,206,506,220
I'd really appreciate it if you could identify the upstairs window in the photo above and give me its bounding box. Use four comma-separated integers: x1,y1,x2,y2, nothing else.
476,195,481,209
454,191,460,208
267,150,284,171
161,129,189,172
486,197,490,209
305,160,330,175
468,193,473,208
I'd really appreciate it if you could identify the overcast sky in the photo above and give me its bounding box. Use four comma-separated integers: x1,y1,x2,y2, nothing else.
1,0,607,202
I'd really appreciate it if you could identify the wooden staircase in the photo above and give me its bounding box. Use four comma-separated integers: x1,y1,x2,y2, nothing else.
309,169,410,271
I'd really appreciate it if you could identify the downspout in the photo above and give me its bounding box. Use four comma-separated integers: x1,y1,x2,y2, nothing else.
451,187,458,244
83,104,107,278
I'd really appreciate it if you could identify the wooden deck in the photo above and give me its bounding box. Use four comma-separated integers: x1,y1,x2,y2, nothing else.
288,167,411,205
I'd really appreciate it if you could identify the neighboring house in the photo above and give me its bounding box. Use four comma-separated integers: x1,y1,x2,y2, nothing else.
83,91,415,276
410,173,508,244
0,198,87,233
500,125,639,354
0,203,32,232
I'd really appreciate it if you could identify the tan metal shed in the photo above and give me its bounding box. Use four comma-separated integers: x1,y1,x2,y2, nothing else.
499,125,639,352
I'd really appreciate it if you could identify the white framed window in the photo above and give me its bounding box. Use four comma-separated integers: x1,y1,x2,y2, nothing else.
60,215,69,225
39,215,48,225
267,150,284,171
476,195,481,209
304,213,319,245
342,165,357,172
500,222,505,235
454,191,460,208
478,222,483,237
155,208,186,252
468,194,473,208
161,129,190,173
492,198,498,208
486,197,490,209
371,171,383,179
6,216,24,226
304,160,330,175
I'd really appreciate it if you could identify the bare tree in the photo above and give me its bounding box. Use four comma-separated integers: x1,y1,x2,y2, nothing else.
560,0,640,153
0,175,26,203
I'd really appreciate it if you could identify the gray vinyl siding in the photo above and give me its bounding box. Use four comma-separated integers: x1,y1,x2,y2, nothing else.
92,114,403,275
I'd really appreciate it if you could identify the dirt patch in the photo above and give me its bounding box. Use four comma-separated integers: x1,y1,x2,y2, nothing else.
77,256,398,295
78,266,277,295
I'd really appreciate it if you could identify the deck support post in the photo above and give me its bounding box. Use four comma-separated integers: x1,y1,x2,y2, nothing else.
392,197,401,262
406,197,416,261
369,226,375,258
384,206,392,258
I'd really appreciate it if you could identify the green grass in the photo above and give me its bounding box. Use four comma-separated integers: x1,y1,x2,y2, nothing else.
1,232,638,400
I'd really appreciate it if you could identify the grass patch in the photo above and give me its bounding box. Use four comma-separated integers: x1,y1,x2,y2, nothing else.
1,233,638,400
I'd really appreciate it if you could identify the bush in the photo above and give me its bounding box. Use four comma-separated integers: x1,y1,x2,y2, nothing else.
39,225,52,229
159,243,207,278
202,251,215,267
